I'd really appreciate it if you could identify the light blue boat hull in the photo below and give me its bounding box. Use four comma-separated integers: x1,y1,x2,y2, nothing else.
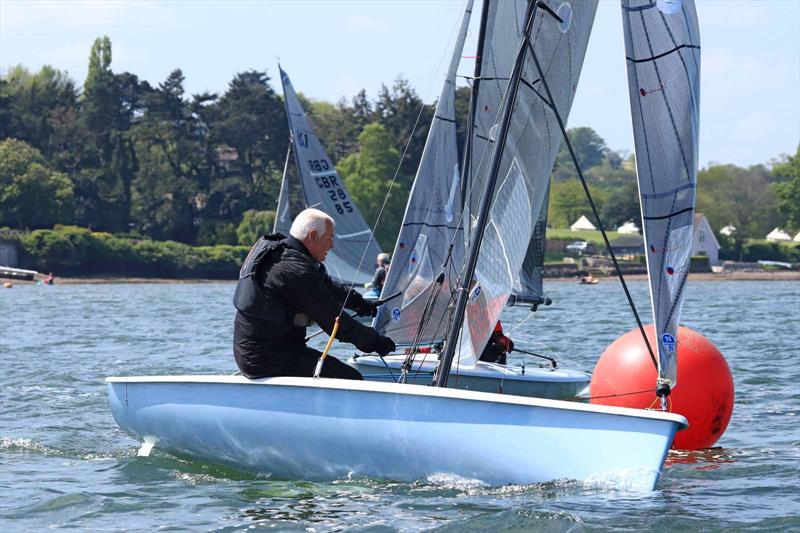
107,376,686,489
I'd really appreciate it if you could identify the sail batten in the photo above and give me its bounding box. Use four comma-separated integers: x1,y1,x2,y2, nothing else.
278,66,382,285
621,0,700,389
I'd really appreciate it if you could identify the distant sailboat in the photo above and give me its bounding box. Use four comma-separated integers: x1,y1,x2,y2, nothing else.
276,67,382,286
107,0,692,490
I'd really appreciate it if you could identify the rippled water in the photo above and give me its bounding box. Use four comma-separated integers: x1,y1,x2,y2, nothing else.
1,280,798,531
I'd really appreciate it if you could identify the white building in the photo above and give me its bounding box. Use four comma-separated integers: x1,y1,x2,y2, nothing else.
691,213,720,266
570,215,596,231
617,221,640,234
766,228,792,242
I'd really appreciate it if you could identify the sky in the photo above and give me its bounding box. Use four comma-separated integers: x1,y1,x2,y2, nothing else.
1,0,798,169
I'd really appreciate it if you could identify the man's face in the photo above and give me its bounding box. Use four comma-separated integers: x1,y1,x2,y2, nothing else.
307,220,335,263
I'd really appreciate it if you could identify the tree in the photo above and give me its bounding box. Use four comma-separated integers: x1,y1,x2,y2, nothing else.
548,178,605,228
374,77,433,180
236,209,276,245
337,123,409,249
697,163,779,259
553,127,608,179
772,146,800,232
0,139,74,228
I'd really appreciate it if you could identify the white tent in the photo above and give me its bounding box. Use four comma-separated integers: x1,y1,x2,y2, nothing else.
766,227,792,242
720,224,736,236
570,215,596,231
794,232,800,243
616,221,640,234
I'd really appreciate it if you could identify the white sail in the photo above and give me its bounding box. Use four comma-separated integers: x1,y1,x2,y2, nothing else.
621,0,700,389
278,67,382,285
456,0,598,365
373,0,473,349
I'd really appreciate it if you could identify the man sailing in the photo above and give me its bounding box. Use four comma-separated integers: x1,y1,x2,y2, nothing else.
233,208,396,379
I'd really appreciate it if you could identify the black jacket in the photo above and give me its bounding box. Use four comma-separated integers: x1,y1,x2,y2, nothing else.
233,236,379,375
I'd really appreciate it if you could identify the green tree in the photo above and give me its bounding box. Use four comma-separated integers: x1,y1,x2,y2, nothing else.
697,163,779,258
553,127,608,180
337,123,409,249
772,146,800,231
236,209,276,245
548,178,605,228
374,77,433,180
0,139,74,228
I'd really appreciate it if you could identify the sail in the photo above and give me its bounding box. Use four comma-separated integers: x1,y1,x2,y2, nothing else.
279,67,382,285
273,145,294,234
455,0,598,366
373,0,473,348
511,182,550,305
621,0,700,389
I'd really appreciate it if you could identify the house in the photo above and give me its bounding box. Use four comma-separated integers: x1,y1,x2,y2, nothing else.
691,213,720,266
609,234,644,258
617,221,640,234
570,215,596,231
766,228,792,242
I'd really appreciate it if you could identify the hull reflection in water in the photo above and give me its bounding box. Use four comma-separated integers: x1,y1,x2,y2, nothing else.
107,375,686,489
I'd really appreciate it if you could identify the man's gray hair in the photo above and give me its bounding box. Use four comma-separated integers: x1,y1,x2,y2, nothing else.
289,208,334,240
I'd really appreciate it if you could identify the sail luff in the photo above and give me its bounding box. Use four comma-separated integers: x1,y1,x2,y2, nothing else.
274,144,294,234
436,0,538,388
621,0,701,390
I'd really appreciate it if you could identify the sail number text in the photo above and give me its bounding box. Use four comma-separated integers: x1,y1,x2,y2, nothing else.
312,167,354,215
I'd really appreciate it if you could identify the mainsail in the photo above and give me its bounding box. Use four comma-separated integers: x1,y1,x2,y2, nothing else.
373,0,473,348
278,67,382,285
621,0,700,389
451,0,598,367
273,145,294,235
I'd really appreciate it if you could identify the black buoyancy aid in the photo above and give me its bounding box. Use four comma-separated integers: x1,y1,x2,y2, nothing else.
233,233,294,324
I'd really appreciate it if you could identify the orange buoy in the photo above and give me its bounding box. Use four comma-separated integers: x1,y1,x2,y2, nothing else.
590,325,734,450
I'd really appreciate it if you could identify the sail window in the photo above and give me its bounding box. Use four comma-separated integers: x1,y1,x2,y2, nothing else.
656,0,682,15
557,3,573,33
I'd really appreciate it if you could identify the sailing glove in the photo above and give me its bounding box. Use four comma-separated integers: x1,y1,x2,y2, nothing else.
355,300,380,318
373,335,396,356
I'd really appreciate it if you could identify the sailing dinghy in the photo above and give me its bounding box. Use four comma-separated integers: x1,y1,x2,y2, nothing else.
107,0,696,489
275,67,382,286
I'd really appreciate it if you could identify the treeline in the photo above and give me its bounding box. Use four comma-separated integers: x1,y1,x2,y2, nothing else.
1,36,798,258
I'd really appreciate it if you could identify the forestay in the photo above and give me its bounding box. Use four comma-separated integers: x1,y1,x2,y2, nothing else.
278,67,382,285
621,0,700,389
373,0,473,348
455,0,598,366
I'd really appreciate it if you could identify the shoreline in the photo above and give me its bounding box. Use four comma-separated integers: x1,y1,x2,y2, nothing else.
2,270,799,285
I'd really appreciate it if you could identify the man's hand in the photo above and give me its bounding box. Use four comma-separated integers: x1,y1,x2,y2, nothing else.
373,335,396,356
355,300,379,318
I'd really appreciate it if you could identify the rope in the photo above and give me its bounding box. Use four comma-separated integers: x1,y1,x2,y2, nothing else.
313,316,340,378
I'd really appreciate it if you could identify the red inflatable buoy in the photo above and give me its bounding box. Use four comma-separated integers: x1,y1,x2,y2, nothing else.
590,325,734,450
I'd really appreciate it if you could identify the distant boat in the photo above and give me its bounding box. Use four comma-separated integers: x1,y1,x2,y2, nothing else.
275,67,382,286
0,266,37,281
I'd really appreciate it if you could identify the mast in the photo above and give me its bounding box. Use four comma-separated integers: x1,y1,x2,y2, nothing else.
274,143,294,233
277,65,310,208
435,0,538,388
459,0,492,213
